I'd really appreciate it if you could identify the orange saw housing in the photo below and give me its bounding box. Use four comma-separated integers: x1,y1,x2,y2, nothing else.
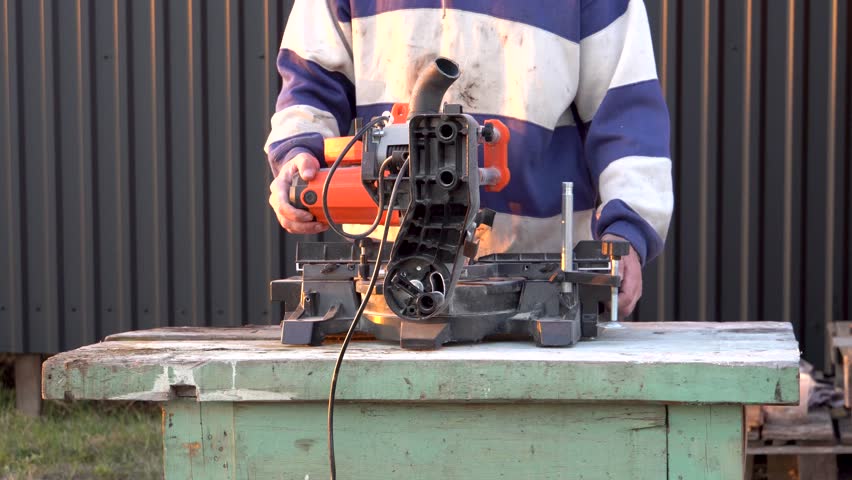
292,103,510,227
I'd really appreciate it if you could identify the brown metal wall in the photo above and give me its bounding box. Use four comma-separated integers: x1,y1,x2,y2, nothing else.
639,0,851,368
1,0,850,366
0,0,302,354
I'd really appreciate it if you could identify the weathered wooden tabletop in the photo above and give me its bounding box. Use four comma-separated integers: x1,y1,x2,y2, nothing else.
43,321,799,405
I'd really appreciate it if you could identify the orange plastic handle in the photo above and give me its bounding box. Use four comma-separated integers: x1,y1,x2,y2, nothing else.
483,119,511,192
391,103,409,123
299,167,400,226
323,136,362,166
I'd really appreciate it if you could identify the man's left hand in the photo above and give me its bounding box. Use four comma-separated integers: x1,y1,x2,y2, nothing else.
601,234,642,318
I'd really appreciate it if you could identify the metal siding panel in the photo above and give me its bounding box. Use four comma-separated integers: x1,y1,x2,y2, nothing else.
276,0,302,280
242,0,282,326
759,0,795,327
843,0,852,323
800,0,838,367
56,0,97,349
635,0,663,322
677,0,717,322
1,0,848,360
0,0,24,353
18,0,60,353
745,1,763,324
718,0,752,323
167,0,207,327
91,0,134,340
637,0,677,323
204,0,243,327
704,0,720,324
656,0,678,324
129,0,170,330
789,0,807,342
226,0,244,327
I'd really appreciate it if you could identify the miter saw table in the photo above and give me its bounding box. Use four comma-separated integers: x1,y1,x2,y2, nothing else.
43,321,799,479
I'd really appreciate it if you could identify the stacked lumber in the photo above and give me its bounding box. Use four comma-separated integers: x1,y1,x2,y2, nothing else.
747,407,844,480
828,321,852,408
746,321,852,479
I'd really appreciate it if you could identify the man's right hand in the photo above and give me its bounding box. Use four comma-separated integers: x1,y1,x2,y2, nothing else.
269,152,329,234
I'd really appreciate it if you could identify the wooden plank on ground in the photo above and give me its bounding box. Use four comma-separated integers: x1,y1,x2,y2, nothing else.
766,455,798,480
797,441,838,480
762,409,834,443
837,415,852,445
14,354,42,417
746,405,764,441
749,445,852,455
841,346,852,409
826,322,852,376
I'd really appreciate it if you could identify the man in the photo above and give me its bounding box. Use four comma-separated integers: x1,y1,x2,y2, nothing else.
266,0,673,317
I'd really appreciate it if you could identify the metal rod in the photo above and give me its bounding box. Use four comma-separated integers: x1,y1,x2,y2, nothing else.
561,182,573,293
478,167,501,186
610,258,619,322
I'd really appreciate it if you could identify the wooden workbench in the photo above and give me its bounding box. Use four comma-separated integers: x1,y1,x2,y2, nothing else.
43,322,799,479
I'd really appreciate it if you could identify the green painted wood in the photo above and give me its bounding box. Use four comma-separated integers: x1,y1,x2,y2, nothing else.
163,400,203,479
164,401,238,480
42,322,800,405
667,405,744,480
40,322,800,479
198,403,237,479
168,402,667,480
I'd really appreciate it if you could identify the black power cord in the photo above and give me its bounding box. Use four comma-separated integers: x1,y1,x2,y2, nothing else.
322,115,392,241
320,114,410,479
327,158,409,480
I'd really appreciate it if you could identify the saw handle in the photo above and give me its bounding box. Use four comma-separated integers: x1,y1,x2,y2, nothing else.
482,119,510,192
290,168,401,226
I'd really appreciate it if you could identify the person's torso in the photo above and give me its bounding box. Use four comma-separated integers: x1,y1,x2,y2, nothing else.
342,1,596,254
348,1,596,223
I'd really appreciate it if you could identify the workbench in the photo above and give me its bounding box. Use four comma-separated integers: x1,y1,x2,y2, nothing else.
42,321,799,479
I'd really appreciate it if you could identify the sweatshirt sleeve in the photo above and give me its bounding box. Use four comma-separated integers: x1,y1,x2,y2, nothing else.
264,0,356,176
576,0,674,264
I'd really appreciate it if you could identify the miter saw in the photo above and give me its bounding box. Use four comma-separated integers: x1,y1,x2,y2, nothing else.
270,57,629,350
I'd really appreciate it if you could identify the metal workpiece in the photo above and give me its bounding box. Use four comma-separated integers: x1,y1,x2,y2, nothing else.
561,182,574,294
611,258,620,323
478,167,501,187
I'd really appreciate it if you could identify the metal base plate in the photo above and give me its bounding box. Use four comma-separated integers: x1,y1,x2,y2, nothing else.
281,278,583,350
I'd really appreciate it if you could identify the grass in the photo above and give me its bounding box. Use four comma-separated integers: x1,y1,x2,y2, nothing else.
0,367,163,480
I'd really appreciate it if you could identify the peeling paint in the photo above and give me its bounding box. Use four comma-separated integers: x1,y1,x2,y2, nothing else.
199,389,296,401
182,442,201,458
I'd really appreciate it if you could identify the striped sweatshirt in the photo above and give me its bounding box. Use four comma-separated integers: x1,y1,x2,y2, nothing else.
265,0,673,264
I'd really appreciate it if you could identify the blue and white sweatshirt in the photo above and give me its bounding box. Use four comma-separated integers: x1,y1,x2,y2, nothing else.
265,0,673,264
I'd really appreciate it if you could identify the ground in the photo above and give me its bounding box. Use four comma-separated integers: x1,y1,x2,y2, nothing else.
0,356,162,480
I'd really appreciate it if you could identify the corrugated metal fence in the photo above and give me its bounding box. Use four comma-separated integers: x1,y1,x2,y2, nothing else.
1,0,850,368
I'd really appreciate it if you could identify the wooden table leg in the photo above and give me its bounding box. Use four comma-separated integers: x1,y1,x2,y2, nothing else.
667,405,744,479
14,354,42,417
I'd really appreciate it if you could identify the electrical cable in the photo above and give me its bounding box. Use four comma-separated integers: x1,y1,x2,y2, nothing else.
322,115,391,240
327,158,410,480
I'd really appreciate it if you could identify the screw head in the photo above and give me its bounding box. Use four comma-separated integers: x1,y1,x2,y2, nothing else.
303,190,318,205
